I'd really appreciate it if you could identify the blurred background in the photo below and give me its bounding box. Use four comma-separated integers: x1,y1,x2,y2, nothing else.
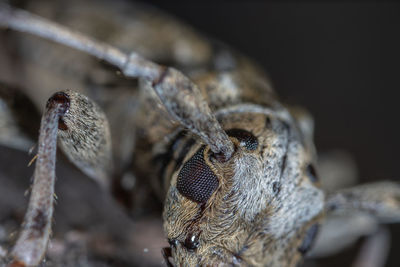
1,1,399,266
145,2,400,266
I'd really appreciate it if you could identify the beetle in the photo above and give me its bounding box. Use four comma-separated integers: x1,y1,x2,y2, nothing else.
0,1,399,266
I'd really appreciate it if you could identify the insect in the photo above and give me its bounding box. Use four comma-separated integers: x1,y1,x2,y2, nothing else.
0,1,399,266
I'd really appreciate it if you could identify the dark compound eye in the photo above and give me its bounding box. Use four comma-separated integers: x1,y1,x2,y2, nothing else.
306,164,318,183
298,224,319,255
183,233,200,251
176,146,219,203
226,129,258,151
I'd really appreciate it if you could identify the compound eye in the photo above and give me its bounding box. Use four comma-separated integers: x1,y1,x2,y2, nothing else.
176,146,219,203
226,129,258,151
184,233,200,251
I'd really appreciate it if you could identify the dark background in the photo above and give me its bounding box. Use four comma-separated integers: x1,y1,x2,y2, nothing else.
143,2,400,266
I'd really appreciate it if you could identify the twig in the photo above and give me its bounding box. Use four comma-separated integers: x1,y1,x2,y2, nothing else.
8,93,70,267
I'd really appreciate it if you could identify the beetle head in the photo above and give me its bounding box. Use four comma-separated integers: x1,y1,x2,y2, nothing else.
163,107,324,266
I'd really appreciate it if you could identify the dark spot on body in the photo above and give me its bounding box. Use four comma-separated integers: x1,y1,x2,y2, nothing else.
298,224,319,255
306,164,318,183
211,151,228,163
46,91,70,114
265,116,272,127
30,210,47,237
233,254,243,264
46,92,70,130
226,129,258,151
238,244,249,255
272,182,280,195
58,118,68,130
259,145,267,158
326,202,338,211
168,238,179,248
280,155,287,176
152,66,168,87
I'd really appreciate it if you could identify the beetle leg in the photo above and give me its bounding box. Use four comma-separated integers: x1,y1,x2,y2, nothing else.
0,4,235,160
309,213,377,258
8,91,69,267
310,182,400,259
326,181,400,223
7,90,112,266
351,227,390,267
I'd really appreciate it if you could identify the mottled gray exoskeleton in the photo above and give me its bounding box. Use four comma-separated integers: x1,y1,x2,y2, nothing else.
0,1,399,267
